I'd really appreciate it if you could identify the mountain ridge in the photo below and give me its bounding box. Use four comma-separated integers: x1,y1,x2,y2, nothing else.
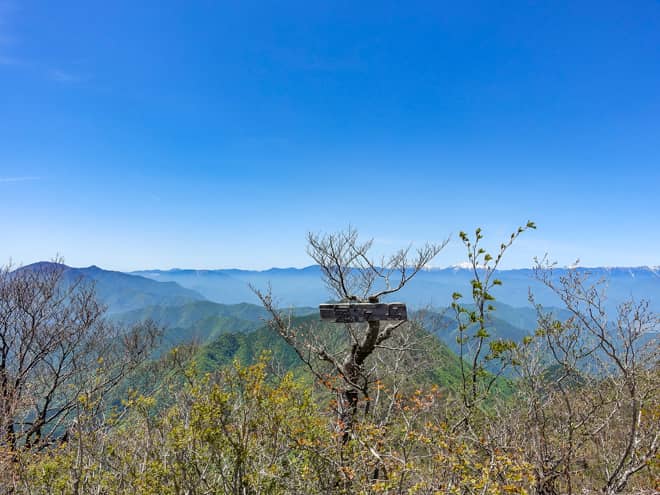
132,264,660,310
14,261,659,314
14,262,206,313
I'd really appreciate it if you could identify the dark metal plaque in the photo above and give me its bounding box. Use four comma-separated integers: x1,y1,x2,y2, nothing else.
319,303,408,323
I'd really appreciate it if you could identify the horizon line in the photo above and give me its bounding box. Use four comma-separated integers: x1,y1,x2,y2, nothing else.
15,260,660,273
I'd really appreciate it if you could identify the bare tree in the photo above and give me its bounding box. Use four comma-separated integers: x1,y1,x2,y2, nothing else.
253,227,446,447
0,260,159,452
508,261,659,495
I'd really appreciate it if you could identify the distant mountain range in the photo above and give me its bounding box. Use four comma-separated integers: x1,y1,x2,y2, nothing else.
17,262,658,317
132,265,660,311
13,261,657,387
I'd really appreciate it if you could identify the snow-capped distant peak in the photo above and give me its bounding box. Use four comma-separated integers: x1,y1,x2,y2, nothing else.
451,261,473,270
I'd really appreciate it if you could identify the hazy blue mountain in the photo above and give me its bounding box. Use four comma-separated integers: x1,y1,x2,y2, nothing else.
425,311,530,357
132,266,326,307
112,300,317,350
19,261,658,317
112,300,316,332
114,301,271,327
132,265,659,311
435,301,572,333
16,262,206,314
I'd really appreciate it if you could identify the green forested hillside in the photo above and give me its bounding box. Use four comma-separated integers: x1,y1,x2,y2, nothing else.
197,313,468,391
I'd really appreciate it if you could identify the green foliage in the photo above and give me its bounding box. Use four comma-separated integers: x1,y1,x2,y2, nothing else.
13,357,536,495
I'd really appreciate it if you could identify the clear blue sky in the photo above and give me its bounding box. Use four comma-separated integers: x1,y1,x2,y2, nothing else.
1,1,658,270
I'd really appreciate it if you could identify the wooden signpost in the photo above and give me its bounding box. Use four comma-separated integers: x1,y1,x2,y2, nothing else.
319,302,408,323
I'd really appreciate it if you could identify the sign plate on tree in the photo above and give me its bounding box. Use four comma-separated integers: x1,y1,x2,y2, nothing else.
319,303,408,323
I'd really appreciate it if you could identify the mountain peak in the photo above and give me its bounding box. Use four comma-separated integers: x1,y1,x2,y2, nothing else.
19,261,71,271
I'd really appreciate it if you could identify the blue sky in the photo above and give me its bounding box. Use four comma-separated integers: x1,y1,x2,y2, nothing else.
1,1,658,270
